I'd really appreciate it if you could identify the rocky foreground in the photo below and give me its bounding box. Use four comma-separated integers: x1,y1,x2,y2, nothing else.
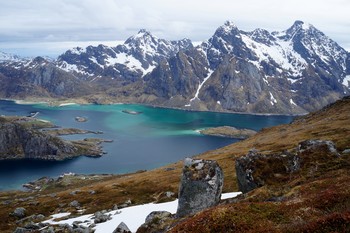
0,116,108,161
0,96,349,232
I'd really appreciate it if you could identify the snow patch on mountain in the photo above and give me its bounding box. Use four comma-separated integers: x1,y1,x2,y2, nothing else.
269,92,277,105
59,61,94,76
242,34,307,77
343,75,350,88
190,69,214,102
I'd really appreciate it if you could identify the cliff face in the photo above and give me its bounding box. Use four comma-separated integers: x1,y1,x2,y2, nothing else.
0,117,101,161
0,57,95,99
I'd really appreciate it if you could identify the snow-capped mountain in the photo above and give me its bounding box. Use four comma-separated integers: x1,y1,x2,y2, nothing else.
0,51,21,62
56,29,193,82
0,21,349,114
0,55,94,98
132,20,349,114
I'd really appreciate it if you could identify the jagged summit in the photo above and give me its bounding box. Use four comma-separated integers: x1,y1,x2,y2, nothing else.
274,20,316,40
215,20,239,36
125,29,158,45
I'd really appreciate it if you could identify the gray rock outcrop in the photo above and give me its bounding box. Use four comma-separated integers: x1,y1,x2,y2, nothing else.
176,158,223,218
113,222,131,233
235,149,300,193
298,139,340,156
236,140,341,193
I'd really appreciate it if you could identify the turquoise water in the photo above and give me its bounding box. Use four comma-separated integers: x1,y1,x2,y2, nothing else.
0,100,294,190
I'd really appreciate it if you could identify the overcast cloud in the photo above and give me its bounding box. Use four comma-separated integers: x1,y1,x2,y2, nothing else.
0,0,349,57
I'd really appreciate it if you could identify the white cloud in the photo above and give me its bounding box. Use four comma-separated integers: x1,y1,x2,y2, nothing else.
0,0,349,56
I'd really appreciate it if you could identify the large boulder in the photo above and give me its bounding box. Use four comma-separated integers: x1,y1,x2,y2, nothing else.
235,149,299,193
297,139,341,177
235,140,341,193
176,158,223,218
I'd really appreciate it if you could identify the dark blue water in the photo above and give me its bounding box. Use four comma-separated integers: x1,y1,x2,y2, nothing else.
0,100,294,190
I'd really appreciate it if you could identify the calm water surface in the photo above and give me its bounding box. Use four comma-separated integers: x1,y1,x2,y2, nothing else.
0,100,294,190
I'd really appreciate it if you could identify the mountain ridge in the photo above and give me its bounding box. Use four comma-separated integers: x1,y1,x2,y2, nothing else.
0,20,349,114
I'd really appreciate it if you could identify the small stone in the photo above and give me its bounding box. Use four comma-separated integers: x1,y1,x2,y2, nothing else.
69,200,80,207
2,200,12,205
13,227,30,233
24,221,40,230
165,191,175,198
12,207,26,218
93,211,111,224
342,149,350,154
113,221,131,233
145,211,172,224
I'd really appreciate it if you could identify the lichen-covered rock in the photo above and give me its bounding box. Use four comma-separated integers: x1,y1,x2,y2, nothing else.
176,158,223,218
298,139,340,156
235,149,299,193
137,211,173,233
297,139,341,177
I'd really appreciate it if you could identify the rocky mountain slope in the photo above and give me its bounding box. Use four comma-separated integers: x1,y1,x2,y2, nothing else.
1,96,349,232
0,56,95,99
0,21,349,114
56,30,193,84
132,21,350,114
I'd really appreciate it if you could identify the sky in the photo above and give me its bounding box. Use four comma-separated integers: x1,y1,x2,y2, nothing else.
0,0,349,57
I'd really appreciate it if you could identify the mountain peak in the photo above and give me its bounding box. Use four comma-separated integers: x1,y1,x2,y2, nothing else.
215,20,239,35
125,29,158,46
137,29,152,36
224,20,236,27
291,20,313,31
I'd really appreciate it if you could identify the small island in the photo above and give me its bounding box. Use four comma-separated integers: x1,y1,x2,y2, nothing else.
75,116,88,122
122,110,143,115
199,126,257,139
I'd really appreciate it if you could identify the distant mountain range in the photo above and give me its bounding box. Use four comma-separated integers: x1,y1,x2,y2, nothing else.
0,20,349,114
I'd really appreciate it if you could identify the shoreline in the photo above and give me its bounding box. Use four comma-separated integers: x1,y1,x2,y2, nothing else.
1,98,303,117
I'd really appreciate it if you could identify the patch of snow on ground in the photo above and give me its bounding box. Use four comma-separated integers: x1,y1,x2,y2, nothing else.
342,75,350,88
44,192,241,233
